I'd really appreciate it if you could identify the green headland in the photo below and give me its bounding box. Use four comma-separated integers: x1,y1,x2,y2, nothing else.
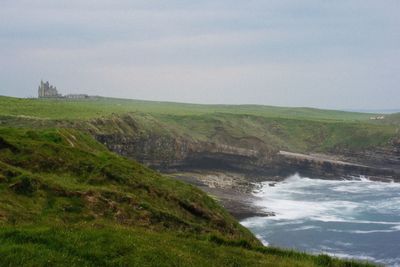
1,95,396,266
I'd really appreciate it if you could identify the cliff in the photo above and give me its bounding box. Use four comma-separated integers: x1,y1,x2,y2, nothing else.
0,127,373,266
83,113,400,182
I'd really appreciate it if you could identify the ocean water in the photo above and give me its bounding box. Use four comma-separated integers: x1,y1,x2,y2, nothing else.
241,174,400,266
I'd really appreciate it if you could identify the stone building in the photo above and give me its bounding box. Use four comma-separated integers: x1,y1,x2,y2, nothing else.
65,94,89,99
38,80,62,98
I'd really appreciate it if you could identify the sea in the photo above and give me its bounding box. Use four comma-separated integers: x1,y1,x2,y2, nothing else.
241,174,400,266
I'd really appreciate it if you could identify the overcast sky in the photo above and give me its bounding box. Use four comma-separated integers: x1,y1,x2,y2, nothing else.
0,1,399,109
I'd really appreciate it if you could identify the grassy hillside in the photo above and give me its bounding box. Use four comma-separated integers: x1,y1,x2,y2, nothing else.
0,127,374,266
0,95,376,121
385,113,400,125
0,127,252,238
152,113,397,153
0,96,397,156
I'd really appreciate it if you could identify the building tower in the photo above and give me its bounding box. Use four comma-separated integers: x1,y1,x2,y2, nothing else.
37,80,61,98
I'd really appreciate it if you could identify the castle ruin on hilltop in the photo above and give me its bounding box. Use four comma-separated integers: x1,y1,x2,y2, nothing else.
38,80,61,98
37,80,89,99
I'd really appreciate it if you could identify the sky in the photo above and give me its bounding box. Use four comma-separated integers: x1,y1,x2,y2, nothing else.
0,0,399,109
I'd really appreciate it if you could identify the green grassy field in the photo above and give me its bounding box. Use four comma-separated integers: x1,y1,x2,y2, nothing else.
1,96,397,156
385,113,400,126
0,127,375,266
0,95,377,121
152,113,397,152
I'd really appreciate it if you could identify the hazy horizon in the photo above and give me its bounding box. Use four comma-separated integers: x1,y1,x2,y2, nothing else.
1,1,399,110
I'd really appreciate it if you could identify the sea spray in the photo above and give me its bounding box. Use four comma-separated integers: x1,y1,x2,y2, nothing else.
241,174,400,266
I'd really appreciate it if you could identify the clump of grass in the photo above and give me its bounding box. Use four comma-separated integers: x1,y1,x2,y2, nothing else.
9,175,39,195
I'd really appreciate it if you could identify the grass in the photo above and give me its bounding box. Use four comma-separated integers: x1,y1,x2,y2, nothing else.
0,226,376,267
0,95,377,121
0,95,393,265
0,127,253,239
385,113,400,126
1,95,397,156
151,113,397,153
0,127,376,266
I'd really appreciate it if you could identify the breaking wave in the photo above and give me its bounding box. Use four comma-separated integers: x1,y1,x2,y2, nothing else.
241,174,400,266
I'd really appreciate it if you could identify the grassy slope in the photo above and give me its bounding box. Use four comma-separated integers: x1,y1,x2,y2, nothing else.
0,95,376,121
0,127,374,266
0,226,372,267
153,113,396,153
386,113,400,125
0,127,253,239
0,96,397,155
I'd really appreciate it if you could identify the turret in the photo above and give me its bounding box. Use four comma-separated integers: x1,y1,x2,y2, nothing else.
37,80,62,98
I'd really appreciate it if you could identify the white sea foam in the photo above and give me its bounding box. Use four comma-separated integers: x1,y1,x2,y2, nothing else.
328,229,400,234
320,219,400,225
325,252,376,262
243,173,400,266
350,229,399,234
249,173,400,224
251,174,359,222
286,225,320,231
240,216,268,228
255,234,269,246
333,241,353,247
310,248,377,263
332,181,400,194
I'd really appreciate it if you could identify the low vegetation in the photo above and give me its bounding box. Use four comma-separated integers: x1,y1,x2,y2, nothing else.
0,127,375,266
1,96,398,157
0,95,377,121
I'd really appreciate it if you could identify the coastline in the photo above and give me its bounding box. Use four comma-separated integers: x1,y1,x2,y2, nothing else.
170,168,399,221
170,171,276,220
239,174,400,267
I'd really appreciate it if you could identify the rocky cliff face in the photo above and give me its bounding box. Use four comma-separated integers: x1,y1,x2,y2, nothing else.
84,114,400,182
340,139,400,173
94,132,275,175
274,152,399,181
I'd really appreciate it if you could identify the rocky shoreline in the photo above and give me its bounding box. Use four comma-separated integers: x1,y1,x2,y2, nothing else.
170,171,276,220
169,166,400,221
91,117,399,219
